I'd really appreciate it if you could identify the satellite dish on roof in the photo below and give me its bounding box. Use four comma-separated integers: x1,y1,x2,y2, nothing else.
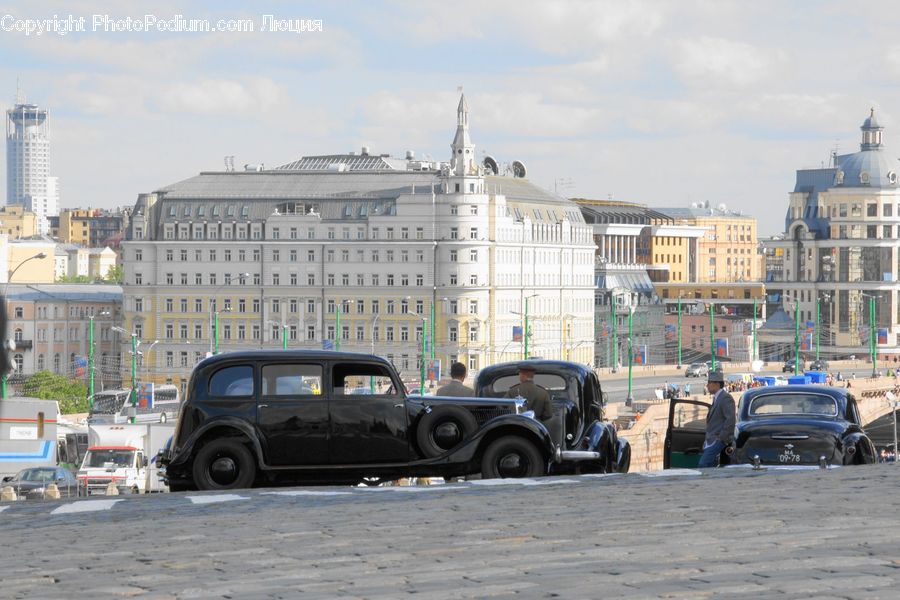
717,203,727,212
483,155,499,175
511,160,527,178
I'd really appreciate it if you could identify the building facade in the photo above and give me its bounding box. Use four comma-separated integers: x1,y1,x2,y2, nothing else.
6,100,57,234
4,284,122,383
122,96,596,390
58,208,130,248
0,205,37,239
764,109,900,358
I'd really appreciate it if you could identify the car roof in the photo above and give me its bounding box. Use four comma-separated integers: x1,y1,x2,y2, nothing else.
195,349,395,369
477,359,593,382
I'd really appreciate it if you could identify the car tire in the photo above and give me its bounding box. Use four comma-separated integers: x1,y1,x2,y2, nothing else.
417,405,478,458
192,439,256,491
480,436,545,479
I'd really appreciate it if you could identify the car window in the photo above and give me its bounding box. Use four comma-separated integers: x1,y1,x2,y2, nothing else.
489,373,566,396
673,403,709,430
261,364,323,396
209,365,254,397
332,363,397,395
748,393,837,417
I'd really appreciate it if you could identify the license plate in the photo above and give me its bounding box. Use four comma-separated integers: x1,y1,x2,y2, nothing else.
778,449,801,463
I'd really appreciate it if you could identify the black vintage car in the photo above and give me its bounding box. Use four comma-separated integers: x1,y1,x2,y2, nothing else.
664,385,877,468
158,351,629,491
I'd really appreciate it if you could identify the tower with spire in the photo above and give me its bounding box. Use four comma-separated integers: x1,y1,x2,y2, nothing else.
450,93,477,177
860,107,884,151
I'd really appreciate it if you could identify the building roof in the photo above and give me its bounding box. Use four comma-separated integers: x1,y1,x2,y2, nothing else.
653,206,754,220
4,283,122,302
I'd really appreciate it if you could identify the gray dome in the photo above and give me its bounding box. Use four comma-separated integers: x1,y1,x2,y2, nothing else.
835,148,897,188
862,108,882,130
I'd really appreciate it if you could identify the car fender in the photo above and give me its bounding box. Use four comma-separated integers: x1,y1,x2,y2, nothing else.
843,431,877,464
435,415,554,464
168,417,265,468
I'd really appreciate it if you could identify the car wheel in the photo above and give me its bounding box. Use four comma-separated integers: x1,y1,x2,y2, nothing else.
481,436,545,479
192,439,256,491
360,476,385,487
159,413,167,424
417,406,478,458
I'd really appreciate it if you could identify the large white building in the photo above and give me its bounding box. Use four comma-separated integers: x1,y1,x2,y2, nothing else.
764,109,900,358
6,99,58,234
122,95,596,391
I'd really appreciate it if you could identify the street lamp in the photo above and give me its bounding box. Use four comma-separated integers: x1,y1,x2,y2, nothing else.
406,311,427,395
784,299,801,376
815,292,831,363
2,251,48,399
111,326,138,423
608,287,630,372
626,305,636,407
88,309,111,410
860,293,882,377
676,293,685,369
708,300,717,373
209,273,250,354
523,293,538,360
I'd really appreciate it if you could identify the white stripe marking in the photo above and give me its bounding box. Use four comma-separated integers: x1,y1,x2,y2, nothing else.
470,478,579,487
0,505,8,513
259,490,351,497
579,472,624,479
361,486,466,492
641,469,702,478
187,494,249,504
52,499,122,514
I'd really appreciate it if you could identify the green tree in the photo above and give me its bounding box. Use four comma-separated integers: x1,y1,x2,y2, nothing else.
23,371,89,414
104,264,124,283
55,274,93,284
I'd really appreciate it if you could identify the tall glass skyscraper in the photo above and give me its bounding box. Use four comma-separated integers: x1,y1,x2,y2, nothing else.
6,98,56,233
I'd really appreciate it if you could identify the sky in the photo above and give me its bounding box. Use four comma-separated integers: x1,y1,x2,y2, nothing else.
3,0,900,235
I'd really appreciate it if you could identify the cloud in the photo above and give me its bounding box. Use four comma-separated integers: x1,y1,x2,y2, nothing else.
671,36,774,87
156,78,287,115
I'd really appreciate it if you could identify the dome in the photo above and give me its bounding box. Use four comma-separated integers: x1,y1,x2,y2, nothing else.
835,148,897,188
862,107,882,130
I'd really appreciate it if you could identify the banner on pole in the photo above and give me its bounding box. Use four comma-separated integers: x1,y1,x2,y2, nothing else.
426,359,441,382
715,338,729,357
323,339,334,350
878,328,889,345
634,345,647,365
74,355,88,378
138,382,154,409
512,326,523,342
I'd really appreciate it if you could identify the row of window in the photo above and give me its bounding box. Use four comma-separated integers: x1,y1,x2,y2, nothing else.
135,297,481,316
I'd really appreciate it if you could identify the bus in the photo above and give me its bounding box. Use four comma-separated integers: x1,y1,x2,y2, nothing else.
90,386,183,424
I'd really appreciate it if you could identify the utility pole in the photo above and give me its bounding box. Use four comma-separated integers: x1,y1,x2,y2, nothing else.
627,306,635,406
751,297,758,364
524,296,530,360
611,296,618,371
129,333,137,424
676,296,683,368
815,296,821,362
709,302,716,372
88,315,96,409
282,325,288,350
794,301,800,376
420,317,427,395
335,305,342,351
870,296,877,377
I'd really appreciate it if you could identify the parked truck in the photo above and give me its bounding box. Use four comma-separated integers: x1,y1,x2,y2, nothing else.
77,423,174,495
0,398,59,480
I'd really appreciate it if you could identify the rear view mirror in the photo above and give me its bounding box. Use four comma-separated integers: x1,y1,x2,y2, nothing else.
142,456,149,467
1,476,12,483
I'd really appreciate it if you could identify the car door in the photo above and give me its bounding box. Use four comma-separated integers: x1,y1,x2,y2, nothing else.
256,362,329,466
664,399,711,469
328,362,410,464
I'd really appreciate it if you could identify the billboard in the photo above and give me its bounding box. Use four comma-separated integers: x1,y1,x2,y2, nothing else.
512,326,523,342
800,333,813,351
878,328,889,345
426,359,441,382
74,355,88,378
633,345,647,365
664,324,676,341
138,382,154,409
715,338,729,358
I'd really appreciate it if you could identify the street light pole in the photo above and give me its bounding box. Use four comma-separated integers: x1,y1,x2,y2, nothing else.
709,302,716,372
793,301,800,376
2,251,48,400
88,311,111,410
676,295,683,368
627,306,635,406
751,297,758,364
611,295,618,371
815,295,821,363
282,325,288,350
524,296,530,360
870,295,877,377
335,305,342,351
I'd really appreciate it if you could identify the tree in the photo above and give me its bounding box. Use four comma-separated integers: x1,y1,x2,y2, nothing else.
55,274,93,284
23,371,89,414
104,264,124,283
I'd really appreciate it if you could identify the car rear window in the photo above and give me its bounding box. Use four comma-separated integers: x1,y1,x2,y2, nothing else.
748,393,837,417
489,374,567,396
209,365,254,397
261,364,322,396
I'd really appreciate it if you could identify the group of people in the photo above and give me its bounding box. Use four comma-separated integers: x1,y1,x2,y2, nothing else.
436,361,553,421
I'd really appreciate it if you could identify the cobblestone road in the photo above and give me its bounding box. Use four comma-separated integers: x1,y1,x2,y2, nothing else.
2,464,899,599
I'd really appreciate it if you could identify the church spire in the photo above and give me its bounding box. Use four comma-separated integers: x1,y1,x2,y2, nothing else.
861,107,884,151
451,92,475,176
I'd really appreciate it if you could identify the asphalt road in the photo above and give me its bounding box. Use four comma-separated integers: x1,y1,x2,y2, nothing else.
2,464,899,598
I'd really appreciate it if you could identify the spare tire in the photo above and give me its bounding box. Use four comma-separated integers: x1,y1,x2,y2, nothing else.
416,405,478,458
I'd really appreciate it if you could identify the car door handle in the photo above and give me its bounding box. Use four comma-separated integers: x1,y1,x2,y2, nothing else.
258,404,268,409
393,403,404,408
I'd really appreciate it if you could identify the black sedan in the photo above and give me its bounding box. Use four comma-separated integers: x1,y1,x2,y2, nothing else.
665,385,876,468
1,467,81,500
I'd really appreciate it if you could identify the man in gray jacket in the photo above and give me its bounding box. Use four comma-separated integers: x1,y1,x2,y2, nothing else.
436,362,475,397
698,370,736,468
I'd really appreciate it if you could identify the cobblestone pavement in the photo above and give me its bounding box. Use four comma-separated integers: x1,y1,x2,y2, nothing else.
2,464,899,599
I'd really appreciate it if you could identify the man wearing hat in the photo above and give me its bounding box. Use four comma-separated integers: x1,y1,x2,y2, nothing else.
699,370,736,468
506,363,553,422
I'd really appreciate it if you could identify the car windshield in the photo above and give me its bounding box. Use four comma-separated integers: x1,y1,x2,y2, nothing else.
689,364,704,369
748,393,838,417
19,468,57,482
488,373,568,396
84,449,134,468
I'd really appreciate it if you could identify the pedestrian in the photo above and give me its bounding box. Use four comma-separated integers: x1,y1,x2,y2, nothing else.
698,371,736,468
435,362,475,397
506,363,553,422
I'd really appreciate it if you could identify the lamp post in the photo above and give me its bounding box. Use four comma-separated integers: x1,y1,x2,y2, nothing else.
709,301,716,372
112,326,138,423
88,310,111,410
2,251,48,399
751,297,758,365
860,293,881,377
335,304,342,351
406,311,427,395
209,273,249,354
815,292,831,364
513,294,539,360
561,314,576,361
627,305,635,406
787,300,800,376
676,294,684,368
611,295,618,371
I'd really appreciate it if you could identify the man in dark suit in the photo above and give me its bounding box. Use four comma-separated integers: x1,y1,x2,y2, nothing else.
436,362,475,397
506,363,553,422
698,370,736,468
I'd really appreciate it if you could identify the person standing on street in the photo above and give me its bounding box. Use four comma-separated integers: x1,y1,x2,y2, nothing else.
506,363,553,422
436,362,475,397
698,370,736,468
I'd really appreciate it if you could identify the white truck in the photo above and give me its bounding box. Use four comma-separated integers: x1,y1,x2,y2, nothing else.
77,423,174,495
